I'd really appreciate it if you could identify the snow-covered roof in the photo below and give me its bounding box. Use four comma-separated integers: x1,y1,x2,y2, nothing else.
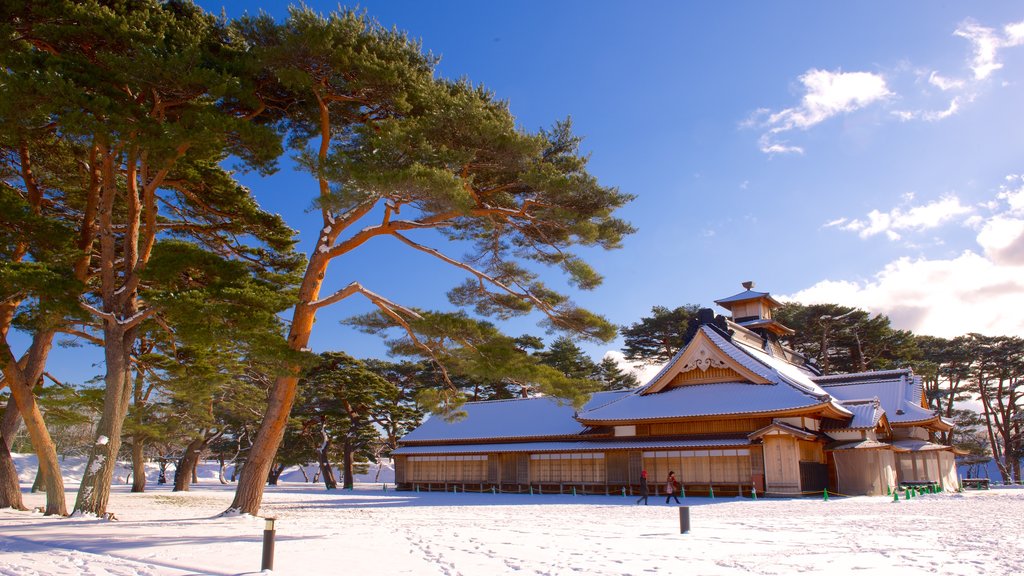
399,390,629,444
815,369,939,426
824,398,884,431
826,439,905,451
393,437,751,455
577,382,835,423
892,439,954,452
714,289,781,307
578,325,850,424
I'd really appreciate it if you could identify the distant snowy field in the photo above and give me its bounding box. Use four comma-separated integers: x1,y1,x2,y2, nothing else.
2,456,1022,576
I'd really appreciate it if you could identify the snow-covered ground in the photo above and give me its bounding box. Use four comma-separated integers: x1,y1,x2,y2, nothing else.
2,457,1022,576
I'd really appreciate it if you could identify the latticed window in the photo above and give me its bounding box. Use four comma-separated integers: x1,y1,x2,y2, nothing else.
642,449,752,484
529,453,606,483
406,455,488,482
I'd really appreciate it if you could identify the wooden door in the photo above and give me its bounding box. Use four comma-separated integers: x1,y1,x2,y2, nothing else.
763,435,800,494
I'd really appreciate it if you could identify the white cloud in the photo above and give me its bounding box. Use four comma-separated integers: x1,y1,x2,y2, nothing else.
751,18,1024,149
954,19,1024,80
787,251,1024,338
795,177,1024,338
928,71,965,91
754,69,891,154
603,350,663,384
834,195,975,240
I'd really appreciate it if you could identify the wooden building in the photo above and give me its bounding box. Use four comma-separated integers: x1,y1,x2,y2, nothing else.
393,283,957,497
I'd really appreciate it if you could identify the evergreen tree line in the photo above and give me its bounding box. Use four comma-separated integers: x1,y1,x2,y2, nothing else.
620,303,1024,483
0,0,634,516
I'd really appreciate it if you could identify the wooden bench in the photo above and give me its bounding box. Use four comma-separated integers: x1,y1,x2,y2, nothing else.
900,481,940,492
961,478,990,490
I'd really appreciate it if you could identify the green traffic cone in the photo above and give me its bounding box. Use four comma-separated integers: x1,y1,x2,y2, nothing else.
681,484,686,498
751,487,757,500
621,487,626,497
529,485,533,495
708,485,713,499
823,488,829,502
572,486,577,497
893,491,899,502
886,485,891,496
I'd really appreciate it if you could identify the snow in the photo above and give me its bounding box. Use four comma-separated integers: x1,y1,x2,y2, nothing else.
96,436,109,446
402,392,628,443
2,456,1022,576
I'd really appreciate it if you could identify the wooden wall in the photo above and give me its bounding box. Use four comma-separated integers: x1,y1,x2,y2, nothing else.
648,418,772,436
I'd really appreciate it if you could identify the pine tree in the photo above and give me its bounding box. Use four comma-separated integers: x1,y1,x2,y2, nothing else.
228,7,633,515
621,305,700,364
595,357,641,390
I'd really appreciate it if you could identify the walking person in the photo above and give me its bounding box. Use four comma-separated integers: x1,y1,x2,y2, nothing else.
636,469,649,505
665,471,681,504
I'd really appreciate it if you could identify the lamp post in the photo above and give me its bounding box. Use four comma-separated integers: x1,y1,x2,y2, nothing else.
262,517,276,571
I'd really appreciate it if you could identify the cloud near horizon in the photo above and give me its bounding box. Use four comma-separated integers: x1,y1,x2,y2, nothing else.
792,177,1024,338
825,195,975,241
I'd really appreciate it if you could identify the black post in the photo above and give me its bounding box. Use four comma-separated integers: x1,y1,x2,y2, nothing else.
262,517,276,571
679,506,690,534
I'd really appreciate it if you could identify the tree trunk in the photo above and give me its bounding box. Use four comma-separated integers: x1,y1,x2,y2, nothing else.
218,455,228,485
342,438,354,490
228,258,328,515
131,436,146,493
31,464,47,493
74,323,135,516
318,439,337,490
0,431,26,510
0,401,26,510
1,328,66,515
174,438,206,492
267,463,285,486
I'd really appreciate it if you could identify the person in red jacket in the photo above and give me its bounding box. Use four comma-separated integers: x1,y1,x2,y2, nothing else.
636,469,649,505
665,471,681,504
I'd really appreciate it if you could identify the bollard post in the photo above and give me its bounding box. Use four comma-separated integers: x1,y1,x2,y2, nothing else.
678,506,690,534
261,517,276,572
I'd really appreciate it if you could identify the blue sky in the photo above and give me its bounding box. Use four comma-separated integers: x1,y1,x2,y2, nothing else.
21,1,1024,384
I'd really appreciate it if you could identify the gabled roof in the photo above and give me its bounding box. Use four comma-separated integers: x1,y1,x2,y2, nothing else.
823,398,886,432
576,325,851,425
814,369,944,428
399,390,629,444
748,421,819,441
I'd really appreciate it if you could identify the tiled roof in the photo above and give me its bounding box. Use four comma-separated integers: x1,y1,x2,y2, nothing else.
578,325,849,424
393,437,752,455
398,390,630,444
815,369,939,426
826,439,904,451
714,289,780,307
825,398,883,431
892,439,954,452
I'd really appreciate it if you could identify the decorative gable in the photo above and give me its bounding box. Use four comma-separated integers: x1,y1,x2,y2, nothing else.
642,329,771,394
